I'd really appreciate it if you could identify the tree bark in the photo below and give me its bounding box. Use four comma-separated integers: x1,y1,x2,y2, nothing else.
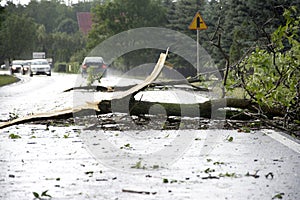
0,97,285,129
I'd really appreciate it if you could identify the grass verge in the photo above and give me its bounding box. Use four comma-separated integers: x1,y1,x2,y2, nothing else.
0,74,19,87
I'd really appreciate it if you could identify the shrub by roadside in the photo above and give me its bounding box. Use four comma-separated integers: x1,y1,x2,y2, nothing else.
54,62,80,74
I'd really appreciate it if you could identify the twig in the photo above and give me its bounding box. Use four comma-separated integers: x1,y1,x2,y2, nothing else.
122,189,157,195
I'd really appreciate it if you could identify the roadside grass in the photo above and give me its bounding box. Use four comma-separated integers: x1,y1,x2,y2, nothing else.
192,80,246,99
0,75,19,87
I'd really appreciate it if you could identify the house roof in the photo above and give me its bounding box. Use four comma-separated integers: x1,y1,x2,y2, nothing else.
77,12,92,35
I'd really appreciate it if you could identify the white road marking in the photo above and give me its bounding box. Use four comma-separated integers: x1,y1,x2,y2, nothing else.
263,129,300,154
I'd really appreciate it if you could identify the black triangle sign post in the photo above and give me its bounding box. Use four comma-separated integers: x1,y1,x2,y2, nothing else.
189,11,208,75
189,12,208,30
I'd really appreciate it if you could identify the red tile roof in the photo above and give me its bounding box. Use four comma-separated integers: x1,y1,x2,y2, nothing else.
77,12,92,35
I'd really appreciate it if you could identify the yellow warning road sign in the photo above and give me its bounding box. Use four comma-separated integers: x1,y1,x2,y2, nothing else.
188,12,208,30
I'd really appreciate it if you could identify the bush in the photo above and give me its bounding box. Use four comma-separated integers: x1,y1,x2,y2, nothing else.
228,7,300,123
66,62,80,73
53,62,80,74
54,62,67,72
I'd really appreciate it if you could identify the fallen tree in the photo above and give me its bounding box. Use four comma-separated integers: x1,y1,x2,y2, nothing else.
0,49,293,133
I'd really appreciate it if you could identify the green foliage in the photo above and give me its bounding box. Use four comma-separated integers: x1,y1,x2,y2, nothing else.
9,133,21,139
33,192,39,198
229,7,300,122
87,0,167,71
166,0,205,36
55,18,78,34
272,193,285,199
131,160,144,169
50,32,86,62
33,190,52,199
88,0,167,47
0,13,37,60
54,61,79,74
202,0,298,68
204,168,215,173
24,0,75,33
225,135,234,142
86,67,105,86
0,1,87,65
70,49,88,63
219,172,237,178
66,62,80,73
54,62,67,72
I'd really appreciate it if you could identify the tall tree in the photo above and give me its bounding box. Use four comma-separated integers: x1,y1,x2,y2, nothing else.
87,0,167,71
222,0,300,64
167,0,206,39
88,0,167,48
0,4,6,63
55,18,78,34
0,13,37,60
24,0,72,33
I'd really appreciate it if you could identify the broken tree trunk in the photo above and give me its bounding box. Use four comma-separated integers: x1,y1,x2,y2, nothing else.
0,97,284,129
0,49,285,129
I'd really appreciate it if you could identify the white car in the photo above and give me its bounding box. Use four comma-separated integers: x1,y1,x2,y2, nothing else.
1,64,7,69
30,59,51,76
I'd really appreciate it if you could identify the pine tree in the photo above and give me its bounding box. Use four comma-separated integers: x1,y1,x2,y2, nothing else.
167,0,206,38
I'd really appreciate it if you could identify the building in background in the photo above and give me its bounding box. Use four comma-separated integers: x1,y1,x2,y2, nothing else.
77,12,92,35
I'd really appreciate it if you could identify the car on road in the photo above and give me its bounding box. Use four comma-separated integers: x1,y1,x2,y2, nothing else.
21,60,31,75
10,60,24,74
9,60,31,75
29,59,51,76
1,64,7,69
81,57,107,77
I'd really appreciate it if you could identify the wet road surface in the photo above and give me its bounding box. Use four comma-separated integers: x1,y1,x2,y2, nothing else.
0,72,299,199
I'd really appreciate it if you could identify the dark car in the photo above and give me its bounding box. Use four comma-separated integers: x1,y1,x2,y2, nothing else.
21,60,31,75
81,57,107,77
10,60,24,74
10,60,31,75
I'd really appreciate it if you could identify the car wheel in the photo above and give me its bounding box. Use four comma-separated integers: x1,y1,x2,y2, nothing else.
47,71,51,76
30,72,33,77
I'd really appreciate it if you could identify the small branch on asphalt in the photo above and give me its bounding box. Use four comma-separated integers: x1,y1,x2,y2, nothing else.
122,189,157,195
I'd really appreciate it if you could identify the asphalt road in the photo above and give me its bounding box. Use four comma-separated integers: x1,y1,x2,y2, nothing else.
0,72,299,199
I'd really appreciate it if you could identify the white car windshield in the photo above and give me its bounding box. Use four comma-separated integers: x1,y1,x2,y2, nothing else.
12,61,24,65
32,61,48,65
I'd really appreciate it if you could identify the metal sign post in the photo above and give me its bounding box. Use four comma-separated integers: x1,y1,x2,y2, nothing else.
197,29,200,74
188,11,208,75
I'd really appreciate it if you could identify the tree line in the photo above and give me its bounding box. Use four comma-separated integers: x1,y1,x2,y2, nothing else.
0,0,96,64
0,0,298,68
